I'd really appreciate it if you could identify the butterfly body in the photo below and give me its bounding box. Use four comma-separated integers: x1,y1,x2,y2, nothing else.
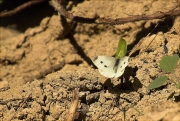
91,56,129,78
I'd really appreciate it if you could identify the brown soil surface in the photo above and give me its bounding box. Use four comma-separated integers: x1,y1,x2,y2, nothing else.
0,1,180,121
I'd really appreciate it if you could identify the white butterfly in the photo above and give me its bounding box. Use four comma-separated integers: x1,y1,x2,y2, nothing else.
91,56,129,78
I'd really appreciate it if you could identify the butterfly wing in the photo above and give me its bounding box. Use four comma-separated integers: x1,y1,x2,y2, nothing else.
91,56,116,78
114,56,129,78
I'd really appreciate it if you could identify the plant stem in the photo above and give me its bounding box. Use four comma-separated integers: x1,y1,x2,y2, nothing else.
169,78,177,85
173,71,180,83
133,107,144,115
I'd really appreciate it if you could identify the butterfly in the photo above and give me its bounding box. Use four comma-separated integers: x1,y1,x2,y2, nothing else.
91,56,129,78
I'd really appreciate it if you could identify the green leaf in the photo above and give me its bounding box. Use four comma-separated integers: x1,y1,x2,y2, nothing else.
115,38,127,59
148,76,168,89
159,54,179,73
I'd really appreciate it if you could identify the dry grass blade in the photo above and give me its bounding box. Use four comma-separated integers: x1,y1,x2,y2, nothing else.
66,88,79,121
128,23,159,57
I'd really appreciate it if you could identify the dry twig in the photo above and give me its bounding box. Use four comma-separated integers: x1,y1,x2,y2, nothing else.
50,0,180,25
0,0,45,17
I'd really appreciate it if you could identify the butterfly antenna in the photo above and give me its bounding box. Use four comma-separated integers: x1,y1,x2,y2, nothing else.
129,23,159,57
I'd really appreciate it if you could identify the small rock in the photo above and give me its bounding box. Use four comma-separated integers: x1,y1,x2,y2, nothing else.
0,80,10,91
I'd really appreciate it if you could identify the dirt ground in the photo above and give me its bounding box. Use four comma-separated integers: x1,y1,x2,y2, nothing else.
1,0,180,121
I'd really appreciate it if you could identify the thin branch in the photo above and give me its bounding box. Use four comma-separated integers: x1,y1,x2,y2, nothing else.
50,0,74,19
50,0,180,25
96,9,180,25
49,0,98,23
0,0,45,18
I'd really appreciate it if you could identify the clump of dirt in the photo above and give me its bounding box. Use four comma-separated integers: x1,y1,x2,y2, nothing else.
0,1,180,120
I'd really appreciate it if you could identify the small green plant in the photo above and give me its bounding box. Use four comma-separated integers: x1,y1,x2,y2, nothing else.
148,54,180,90
115,38,127,59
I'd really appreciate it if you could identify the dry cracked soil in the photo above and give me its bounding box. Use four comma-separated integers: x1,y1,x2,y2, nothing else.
0,0,180,121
